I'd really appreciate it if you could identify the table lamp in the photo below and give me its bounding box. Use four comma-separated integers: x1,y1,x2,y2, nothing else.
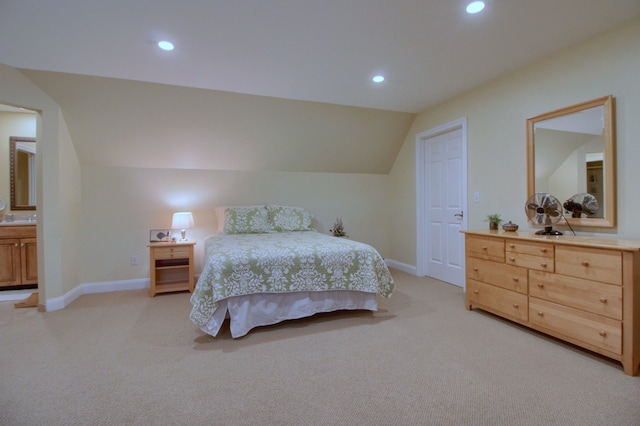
172,212,194,241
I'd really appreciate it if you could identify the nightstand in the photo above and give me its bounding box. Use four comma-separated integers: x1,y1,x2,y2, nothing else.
148,240,196,297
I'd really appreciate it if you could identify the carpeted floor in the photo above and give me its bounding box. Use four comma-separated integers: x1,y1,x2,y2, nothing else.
1,269,639,425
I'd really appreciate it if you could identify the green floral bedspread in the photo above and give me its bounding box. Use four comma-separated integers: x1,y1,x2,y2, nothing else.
189,231,394,327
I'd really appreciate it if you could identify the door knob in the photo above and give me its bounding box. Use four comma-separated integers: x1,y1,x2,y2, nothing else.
454,212,464,219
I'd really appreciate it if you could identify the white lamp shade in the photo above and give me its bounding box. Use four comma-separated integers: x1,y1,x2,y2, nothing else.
172,212,194,229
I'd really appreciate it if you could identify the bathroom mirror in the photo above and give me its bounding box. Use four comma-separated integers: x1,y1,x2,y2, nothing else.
527,95,615,227
10,136,37,211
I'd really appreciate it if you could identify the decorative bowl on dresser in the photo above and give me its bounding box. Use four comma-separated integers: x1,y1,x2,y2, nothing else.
463,229,640,376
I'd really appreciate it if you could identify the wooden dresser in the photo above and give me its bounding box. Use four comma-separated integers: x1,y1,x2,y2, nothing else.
463,230,640,376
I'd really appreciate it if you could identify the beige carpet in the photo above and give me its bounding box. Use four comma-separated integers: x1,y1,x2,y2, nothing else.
1,270,639,425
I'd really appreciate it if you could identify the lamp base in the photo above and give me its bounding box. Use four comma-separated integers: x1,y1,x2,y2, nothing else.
180,229,188,241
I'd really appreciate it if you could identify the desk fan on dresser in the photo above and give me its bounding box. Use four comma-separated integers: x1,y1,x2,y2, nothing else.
525,193,563,235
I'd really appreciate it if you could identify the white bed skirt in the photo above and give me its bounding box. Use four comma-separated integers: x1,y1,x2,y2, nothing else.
200,290,378,338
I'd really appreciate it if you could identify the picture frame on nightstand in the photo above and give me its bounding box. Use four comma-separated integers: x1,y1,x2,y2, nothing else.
149,229,172,242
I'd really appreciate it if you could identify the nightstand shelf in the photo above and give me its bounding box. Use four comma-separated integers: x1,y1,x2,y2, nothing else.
148,240,196,297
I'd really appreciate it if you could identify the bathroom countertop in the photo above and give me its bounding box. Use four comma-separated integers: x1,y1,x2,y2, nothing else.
0,221,36,227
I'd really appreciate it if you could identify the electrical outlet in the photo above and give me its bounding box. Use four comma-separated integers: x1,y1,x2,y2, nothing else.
130,256,139,265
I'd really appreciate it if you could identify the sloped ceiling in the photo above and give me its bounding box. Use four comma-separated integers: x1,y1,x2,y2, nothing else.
3,1,640,174
22,71,415,174
2,1,640,113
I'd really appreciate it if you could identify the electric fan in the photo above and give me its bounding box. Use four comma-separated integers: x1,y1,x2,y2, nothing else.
525,193,563,235
563,193,599,218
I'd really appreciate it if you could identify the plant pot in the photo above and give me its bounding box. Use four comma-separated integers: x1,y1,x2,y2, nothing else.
489,222,499,230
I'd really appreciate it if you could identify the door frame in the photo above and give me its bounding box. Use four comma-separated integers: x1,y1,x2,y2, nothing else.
416,117,468,282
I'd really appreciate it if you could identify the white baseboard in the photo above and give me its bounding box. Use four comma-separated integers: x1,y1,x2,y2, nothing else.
44,266,410,312
384,259,417,276
45,278,150,312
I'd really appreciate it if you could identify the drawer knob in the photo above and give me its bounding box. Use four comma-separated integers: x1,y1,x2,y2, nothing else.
540,262,547,268
512,303,519,309
512,277,519,282
599,331,607,337
537,312,544,317
599,297,607,304
581,261,589,267
537,283,544,288
509,257,515,262
540,248,547,253
509,244,515,248
482,246,488,251
473,290,479,295
473,267,478,271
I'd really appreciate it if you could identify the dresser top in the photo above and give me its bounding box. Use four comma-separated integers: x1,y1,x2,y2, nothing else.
462,229,640,252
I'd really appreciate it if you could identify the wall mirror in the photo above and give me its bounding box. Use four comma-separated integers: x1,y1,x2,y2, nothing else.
527,95,615,228
10,136,37,211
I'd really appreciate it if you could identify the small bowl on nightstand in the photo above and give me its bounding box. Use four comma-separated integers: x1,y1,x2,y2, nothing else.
502,221,519,232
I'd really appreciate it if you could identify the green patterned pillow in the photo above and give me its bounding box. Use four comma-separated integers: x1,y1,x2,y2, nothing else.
216,206,272,234
268,205,313,231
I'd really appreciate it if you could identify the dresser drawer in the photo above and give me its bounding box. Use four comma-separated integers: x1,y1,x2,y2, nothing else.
153,246,190,259
529,298,621,355
505,240,553,258
555,246,621,285
529,270,622,320
467,257,527,294
506,252,554,272
467,235,504,262
467,279,528,322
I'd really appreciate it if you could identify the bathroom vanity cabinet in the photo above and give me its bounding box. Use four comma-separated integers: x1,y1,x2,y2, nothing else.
0,225,37,287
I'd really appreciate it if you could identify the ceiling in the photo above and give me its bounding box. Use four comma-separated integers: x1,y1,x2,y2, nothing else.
1,1,640,113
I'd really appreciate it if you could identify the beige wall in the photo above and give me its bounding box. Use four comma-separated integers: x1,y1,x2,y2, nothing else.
0,112,36,215
15,68,410,289
1,62,396,303
389,18,640,267
80,165,390,283
0,63,82,303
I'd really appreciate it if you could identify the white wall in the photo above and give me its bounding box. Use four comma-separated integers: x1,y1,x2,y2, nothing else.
389,18,640,267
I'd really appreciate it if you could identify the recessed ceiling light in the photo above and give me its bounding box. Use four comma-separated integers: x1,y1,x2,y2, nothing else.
158,41,174,51
372,75,385,83
466,1,485,14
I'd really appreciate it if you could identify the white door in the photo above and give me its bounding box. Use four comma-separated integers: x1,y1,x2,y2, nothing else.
416,118,467,287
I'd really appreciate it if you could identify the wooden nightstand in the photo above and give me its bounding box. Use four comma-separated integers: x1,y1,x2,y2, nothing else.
148,240,196,297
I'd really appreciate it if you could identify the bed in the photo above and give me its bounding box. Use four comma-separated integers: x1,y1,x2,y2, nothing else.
189,205,394,338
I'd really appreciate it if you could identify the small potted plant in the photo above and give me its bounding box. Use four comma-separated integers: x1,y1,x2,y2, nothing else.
487,213,503,230
329,217,348,237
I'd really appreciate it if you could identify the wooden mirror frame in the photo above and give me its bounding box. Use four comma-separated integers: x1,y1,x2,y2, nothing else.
10,136,37,211
527,95,616,228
